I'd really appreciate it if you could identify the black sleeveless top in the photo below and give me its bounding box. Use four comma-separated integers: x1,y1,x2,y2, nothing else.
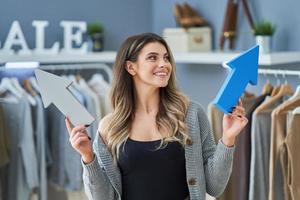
117,138,189,200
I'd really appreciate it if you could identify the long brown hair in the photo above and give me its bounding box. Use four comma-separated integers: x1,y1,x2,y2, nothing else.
103,33,190,162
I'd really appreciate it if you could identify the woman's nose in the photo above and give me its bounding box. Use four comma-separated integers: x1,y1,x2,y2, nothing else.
159,59,167,68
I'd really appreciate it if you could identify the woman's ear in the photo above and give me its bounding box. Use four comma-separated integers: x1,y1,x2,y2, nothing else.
125,61,136,76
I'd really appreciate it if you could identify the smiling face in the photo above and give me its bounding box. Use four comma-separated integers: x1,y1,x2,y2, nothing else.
126,42,173,89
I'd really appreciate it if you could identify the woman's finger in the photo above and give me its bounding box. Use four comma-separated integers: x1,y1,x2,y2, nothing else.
70,125,87,138
65,116,73,135
230,112,245,120
70,132,88,143
233,107,246,115
232,105,246,115
73,136,90,148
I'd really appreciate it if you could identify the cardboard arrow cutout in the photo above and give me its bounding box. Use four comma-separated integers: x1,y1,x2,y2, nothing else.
34,69,95,126
212,45,259,114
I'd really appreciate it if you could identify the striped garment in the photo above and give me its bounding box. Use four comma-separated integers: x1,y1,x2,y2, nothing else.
82,100,235,200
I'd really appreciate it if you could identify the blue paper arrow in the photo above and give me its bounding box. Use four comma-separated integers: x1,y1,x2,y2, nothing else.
212,45,259,114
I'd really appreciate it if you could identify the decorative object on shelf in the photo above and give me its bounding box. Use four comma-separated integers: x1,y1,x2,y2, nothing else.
220,0,239,50
166,3,211,52
253,20,276,54
163,27,212,52
87,22,104,52
173,2,208,28
220,0,256,51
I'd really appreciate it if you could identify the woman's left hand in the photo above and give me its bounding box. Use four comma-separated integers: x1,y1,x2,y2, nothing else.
222,98,248,147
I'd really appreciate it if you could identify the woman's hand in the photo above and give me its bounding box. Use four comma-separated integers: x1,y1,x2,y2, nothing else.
65,116,94,164
222,98,248,147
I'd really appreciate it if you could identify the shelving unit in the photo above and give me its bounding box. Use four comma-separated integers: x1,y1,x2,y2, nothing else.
1,51,300,66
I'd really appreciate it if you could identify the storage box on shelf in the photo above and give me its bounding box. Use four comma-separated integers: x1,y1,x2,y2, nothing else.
163,27,212,52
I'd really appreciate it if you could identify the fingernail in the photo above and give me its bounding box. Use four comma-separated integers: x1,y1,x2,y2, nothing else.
85,124,90,127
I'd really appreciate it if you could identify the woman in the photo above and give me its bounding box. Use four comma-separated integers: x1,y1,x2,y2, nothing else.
65,33,248,200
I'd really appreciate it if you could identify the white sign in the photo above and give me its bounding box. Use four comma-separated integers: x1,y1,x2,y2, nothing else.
35,69,95,126
0,20,88,55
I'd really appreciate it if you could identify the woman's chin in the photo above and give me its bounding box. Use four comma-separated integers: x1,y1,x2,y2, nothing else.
157,81,169,88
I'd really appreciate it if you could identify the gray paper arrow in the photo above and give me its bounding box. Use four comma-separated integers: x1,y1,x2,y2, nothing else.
34,69,95,126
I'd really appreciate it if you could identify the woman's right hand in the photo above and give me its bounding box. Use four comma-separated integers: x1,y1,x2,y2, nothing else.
65,116,94,164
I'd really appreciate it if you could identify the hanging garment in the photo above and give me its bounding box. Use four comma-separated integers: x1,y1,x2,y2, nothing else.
249,96,284,200
78,78,101,139
88,74,112,116
30,95,48,200
280,113,300,199
207,103,223,144
232,94,267,200
207,93,258,200
0,105,10,167
269,97,300,200
78,78,102,118
0,105,9,200
0,94,39,200
0,179,2,200
73,80,98,139
207,104,233,200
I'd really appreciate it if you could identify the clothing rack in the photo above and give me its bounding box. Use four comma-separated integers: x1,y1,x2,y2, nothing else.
39,63,113,83
0,62,113,83
258,68,300,76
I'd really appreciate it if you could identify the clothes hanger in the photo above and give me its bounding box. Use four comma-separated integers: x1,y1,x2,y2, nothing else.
261,71,273,95
23,79,37,97
255,71,294,113
68,74,80,87
292,106,300,114
288,73,300,101
29,76,40,92
75,67,83,83
11,77,36,106
10,78,25,94
0,77,22,98
270,71,281,97
291,74,300,114
90,73,105,83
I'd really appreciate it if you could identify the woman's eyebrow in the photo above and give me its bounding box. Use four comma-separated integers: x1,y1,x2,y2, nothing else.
146,52,169,56
146,52,159,56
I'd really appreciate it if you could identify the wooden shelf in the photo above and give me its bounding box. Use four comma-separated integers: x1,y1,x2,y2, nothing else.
1,51,300,66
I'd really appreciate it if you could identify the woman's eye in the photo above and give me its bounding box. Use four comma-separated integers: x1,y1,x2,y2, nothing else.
148,56,157,60
164,56,170,62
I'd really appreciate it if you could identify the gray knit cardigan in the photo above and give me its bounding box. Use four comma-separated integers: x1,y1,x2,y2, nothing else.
82,101,235,200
